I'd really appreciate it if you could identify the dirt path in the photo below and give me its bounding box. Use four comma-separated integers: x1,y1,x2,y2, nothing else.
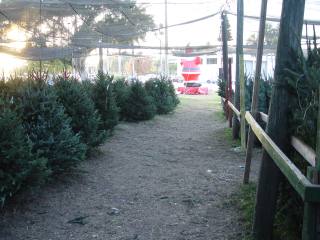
0,94,260,240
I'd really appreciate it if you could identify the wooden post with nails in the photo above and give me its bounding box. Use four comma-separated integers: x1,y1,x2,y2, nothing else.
243,0,268,184
252,1,306,239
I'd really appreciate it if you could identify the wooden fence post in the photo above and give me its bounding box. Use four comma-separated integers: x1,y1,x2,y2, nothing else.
252,1,306,239
228,58,233,128
240,54,246,150
243,0,268,184
221,12,230,121
232,0,243,139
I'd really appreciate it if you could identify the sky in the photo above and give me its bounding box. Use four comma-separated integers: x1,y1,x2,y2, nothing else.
137,0,320,48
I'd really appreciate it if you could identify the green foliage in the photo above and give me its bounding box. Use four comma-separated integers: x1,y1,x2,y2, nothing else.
237,183,256,240
0,99,47,206
218,14,233,41
272,45,320,239
245,75,272,113
217,78,226,98
145,76,179,114
123,81,156,122
90,72,119,132
53,77,107,150
247,23,279,47
218,74,272,114
112,77,130,120
15,80,86,173
286,47,320,149
274,179,303,240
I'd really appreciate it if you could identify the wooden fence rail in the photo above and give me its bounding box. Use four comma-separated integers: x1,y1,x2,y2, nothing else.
223,98,316,168
221,97,320,239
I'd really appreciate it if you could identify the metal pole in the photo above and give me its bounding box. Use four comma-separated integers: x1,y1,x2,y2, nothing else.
243,0,268,184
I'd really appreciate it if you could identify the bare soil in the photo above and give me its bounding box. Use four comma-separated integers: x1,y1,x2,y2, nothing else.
0,94,261,240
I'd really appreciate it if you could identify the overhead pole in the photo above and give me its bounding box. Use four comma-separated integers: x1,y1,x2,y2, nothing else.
243,0,268,184
252,0,306,239
164,0,169,76
233,0,244,139
221,11,229,120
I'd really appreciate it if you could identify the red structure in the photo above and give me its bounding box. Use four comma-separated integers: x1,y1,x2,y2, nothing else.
180,56,202,81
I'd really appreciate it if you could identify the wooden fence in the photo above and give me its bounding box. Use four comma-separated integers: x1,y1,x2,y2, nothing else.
222,98,320,240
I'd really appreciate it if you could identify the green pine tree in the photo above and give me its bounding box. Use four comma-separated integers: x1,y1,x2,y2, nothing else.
145,76,179,114
16,80,87,173
123,81,156,122
113,77,130,120
53,77,107,150
0,99,48,206
91,72,119,132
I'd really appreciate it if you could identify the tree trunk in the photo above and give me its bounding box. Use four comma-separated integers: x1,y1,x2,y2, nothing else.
252,1,306,239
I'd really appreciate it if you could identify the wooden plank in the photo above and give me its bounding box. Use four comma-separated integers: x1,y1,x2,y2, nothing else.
259,111,315,167
260,112,268,123
245,111,309,200
291,136,316,167
228,101,241,118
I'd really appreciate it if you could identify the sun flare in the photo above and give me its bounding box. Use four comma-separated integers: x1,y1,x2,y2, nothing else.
6,25,27,50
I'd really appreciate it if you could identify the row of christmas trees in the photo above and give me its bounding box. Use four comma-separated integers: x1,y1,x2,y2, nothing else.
0,72,179,206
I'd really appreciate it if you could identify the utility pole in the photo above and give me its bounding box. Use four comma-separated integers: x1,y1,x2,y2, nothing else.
252,1,306,239
243,0,268,184
233,0,243,139
99,39,103,73
164,0,168,76
221,12,229,120
118,50,122,74
132,46,135,77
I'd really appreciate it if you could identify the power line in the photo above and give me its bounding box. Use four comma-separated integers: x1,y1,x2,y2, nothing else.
226,11,320,25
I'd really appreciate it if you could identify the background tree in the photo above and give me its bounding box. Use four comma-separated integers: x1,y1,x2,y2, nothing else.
247,23,279,47
0,0,155,75
218,13,233,42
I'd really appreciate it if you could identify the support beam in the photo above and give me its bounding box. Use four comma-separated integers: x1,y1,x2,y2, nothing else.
243,0,268,184
252,1,306,239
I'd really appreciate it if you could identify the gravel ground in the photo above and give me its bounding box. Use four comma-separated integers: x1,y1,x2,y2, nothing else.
0,94,261,240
